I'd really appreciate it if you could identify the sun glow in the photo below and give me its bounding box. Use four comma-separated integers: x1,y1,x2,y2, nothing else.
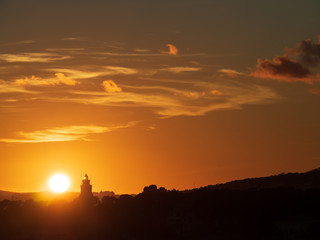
49,174,70,193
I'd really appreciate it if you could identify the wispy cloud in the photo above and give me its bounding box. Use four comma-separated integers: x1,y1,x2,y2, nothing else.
46,48,85,52
0,123,134,143
182,91,203,99
0,80,34,93
15,73,78,86
161,67,202,73
0,73,77,94
98,46,179,57
2,99,18,103
48,66,138,79
47,69,102,79
98,51,205,58
133,48,151,53
62,37,81,41
45,80,280,118
210,90,223,95
0,40,36,46
1,70,280,118
218,69,244,78
98,52,162,57
105,66,138,75
0,53,70,63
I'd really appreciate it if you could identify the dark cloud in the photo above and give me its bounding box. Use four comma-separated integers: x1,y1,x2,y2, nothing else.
251,55,313,83
286,36,320,67
251,35,320,84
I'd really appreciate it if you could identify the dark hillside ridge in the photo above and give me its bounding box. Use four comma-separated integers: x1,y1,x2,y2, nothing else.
209,168,320,190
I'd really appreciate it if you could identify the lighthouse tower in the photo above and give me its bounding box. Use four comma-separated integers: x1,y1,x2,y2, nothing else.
80,174,93,199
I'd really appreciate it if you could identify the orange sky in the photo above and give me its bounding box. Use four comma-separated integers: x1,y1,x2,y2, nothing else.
0,0,320,194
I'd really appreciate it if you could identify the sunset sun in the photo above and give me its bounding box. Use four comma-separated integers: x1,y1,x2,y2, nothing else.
49,174,70,193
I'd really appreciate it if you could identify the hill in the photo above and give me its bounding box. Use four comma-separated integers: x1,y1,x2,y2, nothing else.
210,168,320,190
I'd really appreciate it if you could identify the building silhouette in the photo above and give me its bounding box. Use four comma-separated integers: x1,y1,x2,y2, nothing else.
80,174,93,200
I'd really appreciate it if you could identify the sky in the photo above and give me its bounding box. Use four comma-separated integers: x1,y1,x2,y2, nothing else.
0,0,320,194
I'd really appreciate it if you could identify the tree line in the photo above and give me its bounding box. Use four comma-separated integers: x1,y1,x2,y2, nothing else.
1,185,320,240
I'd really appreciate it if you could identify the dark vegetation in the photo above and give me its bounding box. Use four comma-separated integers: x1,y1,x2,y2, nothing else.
211,168,320,190
1,186,320,240
1,169,320,240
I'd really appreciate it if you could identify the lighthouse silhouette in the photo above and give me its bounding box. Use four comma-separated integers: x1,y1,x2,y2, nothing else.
80,174,93,200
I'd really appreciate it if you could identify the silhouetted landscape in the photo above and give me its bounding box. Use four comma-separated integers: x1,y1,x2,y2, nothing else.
1,169,320,240
0,190,117,202
2,1,320,239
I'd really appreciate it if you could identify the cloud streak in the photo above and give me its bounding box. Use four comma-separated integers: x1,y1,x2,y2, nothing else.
47,66,138,79
43,80,280,118
0,40,36,46
0,73,77,95
210,90,223,96
0,80,34,93
15,73,78,86
161,67,202,73
219,69,244,78
0,53,70,63
0,123,134,143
